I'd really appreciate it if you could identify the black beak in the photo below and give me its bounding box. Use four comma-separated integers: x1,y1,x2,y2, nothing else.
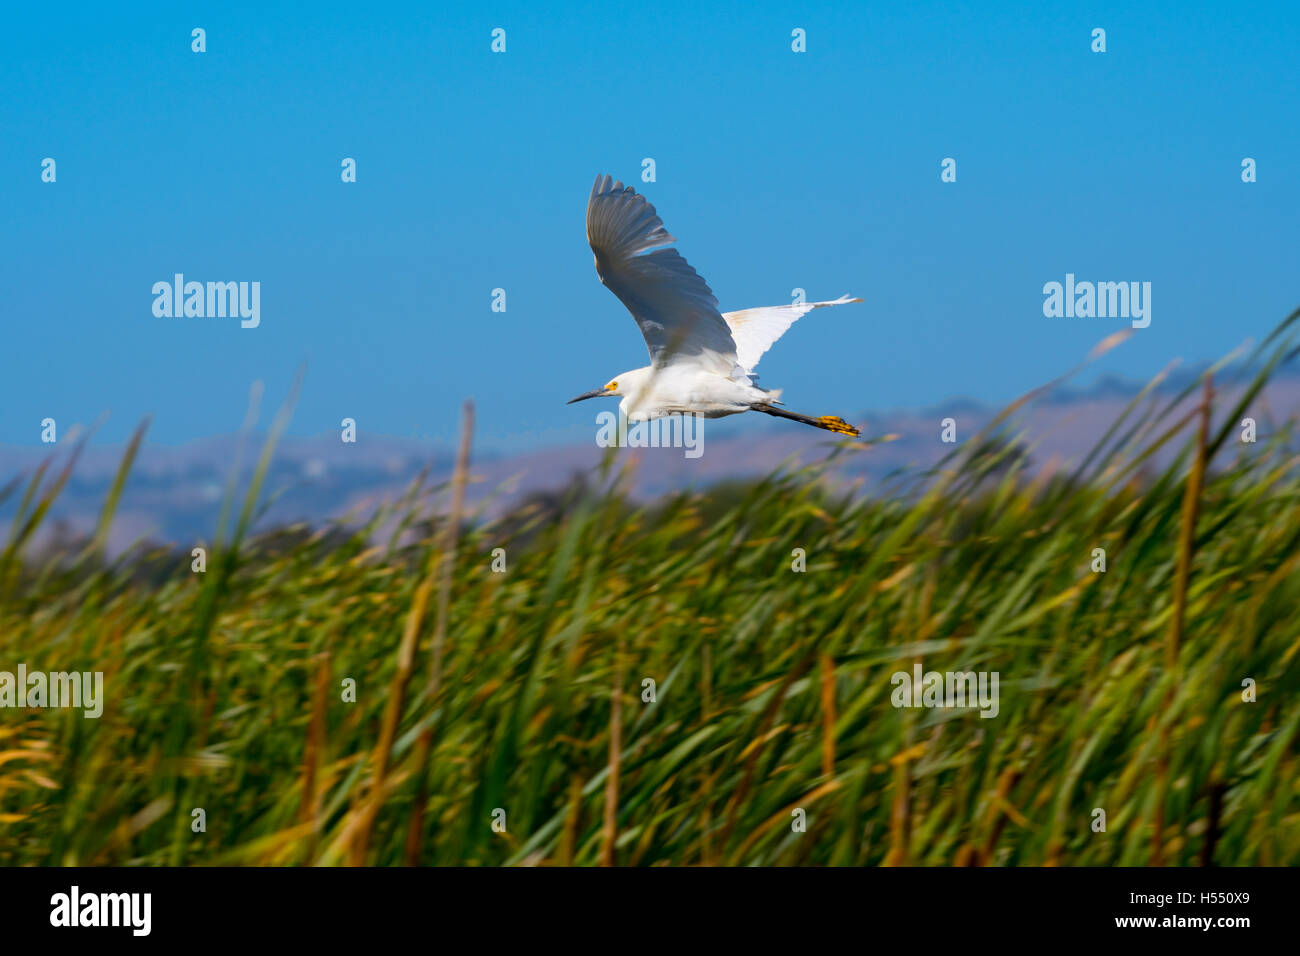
567,387,608,404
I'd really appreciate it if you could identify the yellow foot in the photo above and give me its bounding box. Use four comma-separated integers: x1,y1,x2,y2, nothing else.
817,416,860,437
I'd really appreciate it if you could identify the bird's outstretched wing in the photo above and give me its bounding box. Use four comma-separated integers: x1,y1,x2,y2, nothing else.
586,175,738,372
721,295,863,374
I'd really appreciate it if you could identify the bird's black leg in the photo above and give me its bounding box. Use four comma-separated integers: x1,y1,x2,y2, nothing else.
750,403,859,437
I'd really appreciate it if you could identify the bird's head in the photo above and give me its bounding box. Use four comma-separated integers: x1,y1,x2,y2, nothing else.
566,368,647,404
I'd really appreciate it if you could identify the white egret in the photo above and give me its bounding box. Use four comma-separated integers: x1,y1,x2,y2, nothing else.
568,175,863,436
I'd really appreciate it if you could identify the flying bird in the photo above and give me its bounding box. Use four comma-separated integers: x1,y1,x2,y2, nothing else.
568,175,864,436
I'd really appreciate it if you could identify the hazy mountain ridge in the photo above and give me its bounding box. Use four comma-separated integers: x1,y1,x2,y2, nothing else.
4,364,1297,555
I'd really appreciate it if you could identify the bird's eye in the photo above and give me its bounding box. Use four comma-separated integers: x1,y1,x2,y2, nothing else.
607,380,617,390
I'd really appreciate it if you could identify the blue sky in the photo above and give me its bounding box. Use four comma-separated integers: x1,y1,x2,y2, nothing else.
3,1,1297,452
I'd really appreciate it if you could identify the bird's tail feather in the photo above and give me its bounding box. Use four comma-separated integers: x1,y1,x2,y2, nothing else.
751,403,859,437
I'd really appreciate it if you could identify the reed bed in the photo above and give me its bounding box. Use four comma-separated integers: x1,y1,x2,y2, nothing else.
2,313,1298,866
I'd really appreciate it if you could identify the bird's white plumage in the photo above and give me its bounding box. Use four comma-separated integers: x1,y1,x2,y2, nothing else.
722,295,864,374
577,175,863,435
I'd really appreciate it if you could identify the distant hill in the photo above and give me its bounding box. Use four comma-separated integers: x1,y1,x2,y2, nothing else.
3,365,1296,556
